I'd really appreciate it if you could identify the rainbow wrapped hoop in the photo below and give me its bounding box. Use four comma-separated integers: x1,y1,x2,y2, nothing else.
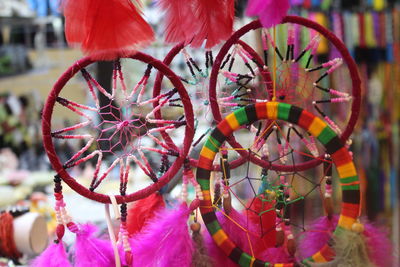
197,102,360,266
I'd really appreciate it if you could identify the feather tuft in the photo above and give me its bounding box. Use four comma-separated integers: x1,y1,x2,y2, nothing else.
300,216,395,266
30,242,72,267
191,223,214,267
157,0,197,45
363,221,395,267
205,209,260,266
246,0,290,28
63,0,154,60
73,224,115,267
319,230,374,267
246,196,276,252
258,246,292,263
190,0,235,48
130,203,194,267
127,192,165,236
297,215,338,260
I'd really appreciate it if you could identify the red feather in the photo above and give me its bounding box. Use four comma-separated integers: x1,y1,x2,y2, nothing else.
63,0,154,60
158,0,197,45
246,196,276,254
126,192,165,236
191,0,235,48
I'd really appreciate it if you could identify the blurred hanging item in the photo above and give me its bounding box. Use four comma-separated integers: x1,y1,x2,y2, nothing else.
246,0,290,28
157,0,234,48
157,0,197,45
63,0,154,60
190,0,235,48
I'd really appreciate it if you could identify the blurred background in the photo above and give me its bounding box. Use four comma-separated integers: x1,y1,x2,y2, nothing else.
0,0,399,265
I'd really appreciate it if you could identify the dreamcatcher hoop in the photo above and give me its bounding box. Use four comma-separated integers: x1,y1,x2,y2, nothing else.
154,40,272,171
42,52,195,204
197,102,360,266
209,16,361,172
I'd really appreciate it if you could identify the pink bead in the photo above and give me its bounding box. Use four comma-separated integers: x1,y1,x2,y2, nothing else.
329,89,348,97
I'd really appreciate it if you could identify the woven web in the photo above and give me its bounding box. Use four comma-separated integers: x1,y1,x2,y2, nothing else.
51,60,186,193
215,23,354,142
167,43,267,151
207,119,335,261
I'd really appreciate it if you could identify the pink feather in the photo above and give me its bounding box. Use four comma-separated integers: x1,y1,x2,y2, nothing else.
73,224,115,267
298,215,395,265
30,242,72,267
246,0,290,28
363,221,395,267
258,247,292,263
297,215,338,260
63,0,154,60
129,203,195,267
191,0,235,48
157,0,197,45
205,209,262,265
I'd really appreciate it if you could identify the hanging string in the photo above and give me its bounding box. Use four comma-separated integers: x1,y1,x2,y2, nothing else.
272,26,278,101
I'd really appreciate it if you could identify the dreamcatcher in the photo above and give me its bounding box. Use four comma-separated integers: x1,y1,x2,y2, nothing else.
34,0,198,266
208,14,362,173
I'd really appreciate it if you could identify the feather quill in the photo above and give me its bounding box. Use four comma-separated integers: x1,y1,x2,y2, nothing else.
129,203,195,267
63,0,154,60
246,0,290,28
30,242,72,267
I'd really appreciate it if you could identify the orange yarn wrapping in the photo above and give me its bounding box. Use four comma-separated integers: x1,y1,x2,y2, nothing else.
0,212,22,259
